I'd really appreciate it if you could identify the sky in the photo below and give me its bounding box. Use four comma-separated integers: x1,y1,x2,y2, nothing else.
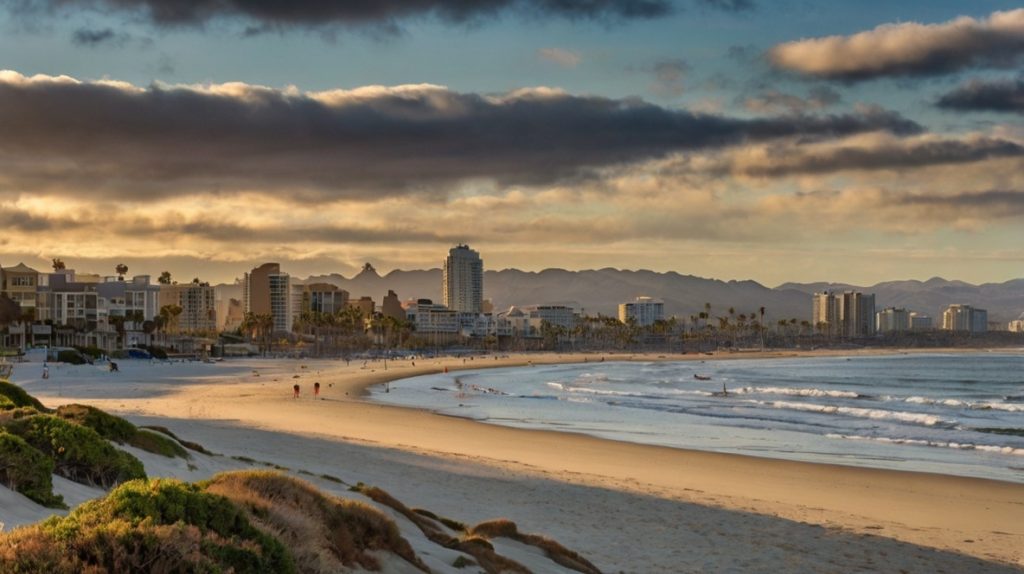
0,0,1022,287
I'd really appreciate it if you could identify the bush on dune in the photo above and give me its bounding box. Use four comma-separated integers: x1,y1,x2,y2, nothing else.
56,403,135,443
57,404,190,459
3,414,146,489
0,477,295,574
0,431,65,508
0,381,49,412
204,471,429,573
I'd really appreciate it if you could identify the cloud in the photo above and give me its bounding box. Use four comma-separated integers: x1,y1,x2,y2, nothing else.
768,9,1024,80
697,0,754,12
722,133,1024,178
936,77,1024,114
649,58,688,96
744,86,840,114
13,0,673,30
0,70,922,202
538,48,581,68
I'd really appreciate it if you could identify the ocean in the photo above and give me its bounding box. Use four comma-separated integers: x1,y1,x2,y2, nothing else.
369,353,1024,483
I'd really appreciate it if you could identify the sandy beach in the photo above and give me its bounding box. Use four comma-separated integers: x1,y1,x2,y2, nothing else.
6,350,1024,572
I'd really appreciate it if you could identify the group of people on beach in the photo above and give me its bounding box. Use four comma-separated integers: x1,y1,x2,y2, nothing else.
292,381,320,399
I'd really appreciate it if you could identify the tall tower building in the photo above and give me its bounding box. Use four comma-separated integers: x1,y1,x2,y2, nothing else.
243,262,293,332
443,245,483,313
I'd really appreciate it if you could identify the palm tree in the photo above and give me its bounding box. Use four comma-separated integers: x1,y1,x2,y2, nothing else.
115,264,128,280
158,271,173,285
759,306,766,350
51,258,66,271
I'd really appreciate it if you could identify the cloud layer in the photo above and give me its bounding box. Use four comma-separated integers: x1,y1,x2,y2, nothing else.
0,71,922,202
768,9,1024,80
937,78,1024,114
13,0,674,29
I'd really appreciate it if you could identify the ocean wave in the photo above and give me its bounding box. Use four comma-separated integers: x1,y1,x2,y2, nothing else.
826,433,1024,457
901,396,1023,412
736,386,861,399
770,401,954,427
552,384,713,398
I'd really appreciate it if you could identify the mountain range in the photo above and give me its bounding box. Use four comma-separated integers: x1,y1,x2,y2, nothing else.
218,267,1024,325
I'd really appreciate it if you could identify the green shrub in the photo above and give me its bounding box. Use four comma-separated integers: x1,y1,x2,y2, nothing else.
0,432,65,508
0,380,49,412
0,395,13,411
140,425,213,455
57,404,190,459
4,414,146,489
56,350,86,365
56,403,136,443
1,478,295,574
129,429,189,459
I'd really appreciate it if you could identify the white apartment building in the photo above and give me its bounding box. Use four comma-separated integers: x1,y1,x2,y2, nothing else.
812,291,876,337
618,296,664,327
876,307,910,333
942,304,987,333
443,245,483,314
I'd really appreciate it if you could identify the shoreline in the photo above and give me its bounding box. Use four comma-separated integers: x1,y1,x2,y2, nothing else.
337,349,1024,566
9,349,1024,569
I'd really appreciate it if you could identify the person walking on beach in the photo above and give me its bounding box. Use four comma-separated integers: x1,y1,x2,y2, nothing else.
314,381,320,399
293,383,300,399
42,363,49,379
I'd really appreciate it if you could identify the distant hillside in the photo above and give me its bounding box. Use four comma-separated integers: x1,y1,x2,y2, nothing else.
778,277,1024,323
217,268,1024,325
304,266,810,321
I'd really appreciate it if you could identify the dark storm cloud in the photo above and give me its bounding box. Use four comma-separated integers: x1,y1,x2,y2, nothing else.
13,0,673,28
0,72,922,201
936,78,1024,114
769,9,1024,81
732,136,1024,178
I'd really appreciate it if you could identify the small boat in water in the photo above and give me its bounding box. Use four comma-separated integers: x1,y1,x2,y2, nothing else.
693,374,712,381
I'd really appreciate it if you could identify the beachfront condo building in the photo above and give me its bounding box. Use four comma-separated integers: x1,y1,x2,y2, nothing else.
812,291,876,338
942,304,987,333
876,307,910,333
443,244,483,314
909,312,933,330
0,262,42,320
159,281,217,334
243,263,294,333
618,296,664,327
302,283,349,315
1009,314,1024,333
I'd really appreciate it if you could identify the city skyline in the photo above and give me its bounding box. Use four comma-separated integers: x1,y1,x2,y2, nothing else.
1,1,1022,286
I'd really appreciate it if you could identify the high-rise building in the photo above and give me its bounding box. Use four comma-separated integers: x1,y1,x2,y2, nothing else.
812,291,875,337
243,263,293,333
618,296,664,327
302,283,349,315
909,312,933,330
876,307,910,333
443,244,483,313
942,304,987,333
159,281,217,334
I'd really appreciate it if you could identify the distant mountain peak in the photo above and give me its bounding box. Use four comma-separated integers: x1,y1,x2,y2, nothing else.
356,263,379,279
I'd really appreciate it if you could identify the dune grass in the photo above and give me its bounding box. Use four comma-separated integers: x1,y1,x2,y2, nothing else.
0,477,294,573
57,404,189,459
205,471,429,573
3,414,146,489
0,381,49,412
471,518,603,574
0,430,65,508
354,483,530,574
141,424,216,455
